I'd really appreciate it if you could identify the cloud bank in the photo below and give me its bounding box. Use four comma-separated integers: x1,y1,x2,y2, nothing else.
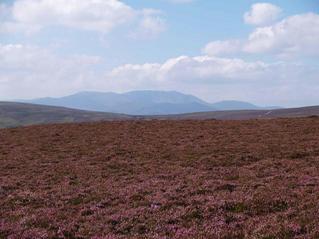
0,0,166,37
1,43,318,106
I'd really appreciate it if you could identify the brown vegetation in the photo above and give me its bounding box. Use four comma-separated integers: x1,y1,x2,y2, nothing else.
1,118,319,238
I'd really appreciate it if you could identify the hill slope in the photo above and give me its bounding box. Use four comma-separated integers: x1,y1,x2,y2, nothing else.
0,102,130,128
1,102,318,128
157,106,319,120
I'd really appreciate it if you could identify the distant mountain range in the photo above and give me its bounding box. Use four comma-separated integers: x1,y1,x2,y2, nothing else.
19,90,280,115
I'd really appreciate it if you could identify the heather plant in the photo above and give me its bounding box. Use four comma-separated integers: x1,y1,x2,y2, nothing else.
0,118,319,238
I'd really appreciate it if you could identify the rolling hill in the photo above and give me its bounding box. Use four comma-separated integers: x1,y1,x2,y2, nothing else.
0,102,130,128
158,106,319,120
1,101,318,128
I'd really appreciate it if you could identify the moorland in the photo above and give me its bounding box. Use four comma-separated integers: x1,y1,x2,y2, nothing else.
1,117,319,238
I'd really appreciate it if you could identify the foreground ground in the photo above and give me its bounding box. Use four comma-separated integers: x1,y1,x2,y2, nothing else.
1,118,319,238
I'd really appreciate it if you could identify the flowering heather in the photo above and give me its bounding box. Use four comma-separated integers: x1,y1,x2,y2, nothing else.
1,118,319,238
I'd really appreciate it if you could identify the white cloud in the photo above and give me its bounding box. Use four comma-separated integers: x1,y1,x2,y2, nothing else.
108,55,268,87
244,3,282,26
244,13,319,58
0,0,166,36
202,40,242,57
0,44,272,99
0,44,100,71
202,13,319,58
0,44,101,99
131,9,167,39
0,4,9,19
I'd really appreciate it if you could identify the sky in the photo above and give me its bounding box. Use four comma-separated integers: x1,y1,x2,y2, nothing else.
0,0,319,107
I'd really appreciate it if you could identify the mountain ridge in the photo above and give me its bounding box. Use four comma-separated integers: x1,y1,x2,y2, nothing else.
19,90,276,115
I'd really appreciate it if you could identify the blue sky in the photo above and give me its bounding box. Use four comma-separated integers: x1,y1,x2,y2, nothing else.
0,0,319,106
